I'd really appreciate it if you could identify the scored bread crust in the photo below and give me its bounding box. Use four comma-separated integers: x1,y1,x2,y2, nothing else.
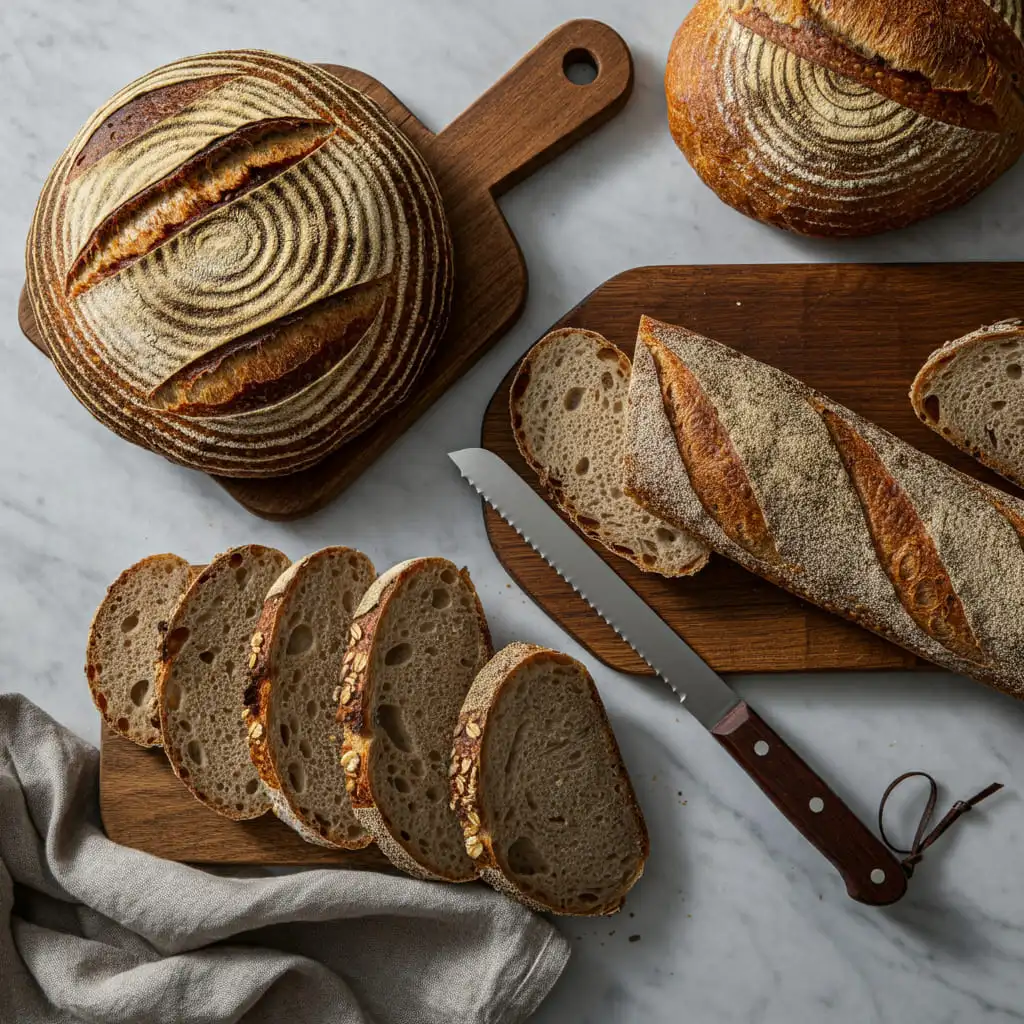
910,320,1024,489
624,315,1024,700
451,643,650,916
85,553,196,747
244,548,376,850
157,544,289,820
338,558,493,881
510,328,709,577
26,50,453,478
666,0,1024,237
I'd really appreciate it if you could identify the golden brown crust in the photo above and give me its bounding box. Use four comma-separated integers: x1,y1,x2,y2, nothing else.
666,0,1024,237
453,643,649,916
734,4,1002,132
150,276,390,417
742,0,1024,127
66,118,335,298
817,405,985,663
645,331,778,563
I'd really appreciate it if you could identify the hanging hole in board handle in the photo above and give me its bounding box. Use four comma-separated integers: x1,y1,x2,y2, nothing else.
563,48,600,86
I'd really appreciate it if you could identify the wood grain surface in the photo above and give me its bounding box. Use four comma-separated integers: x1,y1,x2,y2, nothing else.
481,263,1024,676
100,728,395,866
20,20,633,521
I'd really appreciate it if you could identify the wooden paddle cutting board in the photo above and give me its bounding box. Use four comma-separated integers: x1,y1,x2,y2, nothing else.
481,263,1024,677
19,20,633,520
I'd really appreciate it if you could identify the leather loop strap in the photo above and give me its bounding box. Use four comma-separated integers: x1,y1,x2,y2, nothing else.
878,772,1004,878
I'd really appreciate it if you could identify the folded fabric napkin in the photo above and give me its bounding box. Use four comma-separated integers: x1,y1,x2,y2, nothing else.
0,694,569,1023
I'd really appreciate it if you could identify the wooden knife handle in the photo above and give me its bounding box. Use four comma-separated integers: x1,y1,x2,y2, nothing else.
713,702,907,906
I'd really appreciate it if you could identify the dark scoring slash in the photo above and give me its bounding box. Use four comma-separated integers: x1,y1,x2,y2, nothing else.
68,74,240,182
66,116,336,298
148,274,392,418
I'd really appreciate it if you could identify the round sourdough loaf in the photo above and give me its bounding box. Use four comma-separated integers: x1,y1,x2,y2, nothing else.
26,50,453,476
666,0,1024,236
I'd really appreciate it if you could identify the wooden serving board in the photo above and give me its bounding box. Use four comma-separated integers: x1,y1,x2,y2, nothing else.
481,263,1024,677
100,728,396,866
20,20,633,521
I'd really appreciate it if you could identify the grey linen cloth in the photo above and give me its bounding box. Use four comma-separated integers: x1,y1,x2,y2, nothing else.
0,694,569,1023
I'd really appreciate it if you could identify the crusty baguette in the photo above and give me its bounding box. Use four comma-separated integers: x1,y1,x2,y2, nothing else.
452,643,649,916
85,554,194,747
667,0,1024,236
338,558,493,881
245,547,376,848
511,328,709,577
624,315,1024,699
911,320,1024,489
158,544,290,819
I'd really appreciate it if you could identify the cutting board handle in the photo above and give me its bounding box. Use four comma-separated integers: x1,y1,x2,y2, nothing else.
434,19,633,198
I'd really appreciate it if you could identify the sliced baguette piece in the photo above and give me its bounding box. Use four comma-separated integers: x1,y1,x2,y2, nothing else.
511,328,710,576
452,643,649,916
158,544,290,820
85,554,194,747
245,547,376,848
911,320,1024,488
338,558,493,881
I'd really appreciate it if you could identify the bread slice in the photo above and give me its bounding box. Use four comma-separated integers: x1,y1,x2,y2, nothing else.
158,544,290,820
511,328,710,576
245,547,376,848
85,554,194,747
911,320,1024,488
338,558,493,881
451,643,649,915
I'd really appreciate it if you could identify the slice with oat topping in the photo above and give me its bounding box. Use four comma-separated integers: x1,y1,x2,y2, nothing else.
337,557,492,881
244,547,376,848
451,643,648,915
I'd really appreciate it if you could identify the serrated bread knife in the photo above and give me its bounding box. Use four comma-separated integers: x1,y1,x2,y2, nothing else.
450,447,908,906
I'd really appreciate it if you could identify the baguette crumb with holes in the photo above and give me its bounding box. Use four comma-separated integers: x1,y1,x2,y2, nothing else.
452,643,649,915
338,558,493,881
511,328,709,576
86,554,195,747
244,547,376,848
158,544,290,820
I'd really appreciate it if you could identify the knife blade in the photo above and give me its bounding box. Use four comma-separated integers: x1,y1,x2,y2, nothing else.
450,447,908,906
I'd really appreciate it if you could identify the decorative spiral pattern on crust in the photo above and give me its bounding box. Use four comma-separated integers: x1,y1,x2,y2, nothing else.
985,0,1024,40
668,1,1024,236
26,51,453,476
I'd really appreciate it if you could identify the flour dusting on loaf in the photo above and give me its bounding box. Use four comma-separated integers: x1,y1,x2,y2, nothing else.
624,316,1024,698
667,0,1024,236
27,50,453,477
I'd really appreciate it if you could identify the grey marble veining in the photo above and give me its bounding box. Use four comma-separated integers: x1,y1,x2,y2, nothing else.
2,2,1023,1021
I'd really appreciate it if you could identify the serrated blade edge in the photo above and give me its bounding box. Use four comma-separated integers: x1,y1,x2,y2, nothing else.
450,448,739,730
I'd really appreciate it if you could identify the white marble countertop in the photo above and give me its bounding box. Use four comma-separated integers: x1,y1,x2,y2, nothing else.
3,2,1024,1021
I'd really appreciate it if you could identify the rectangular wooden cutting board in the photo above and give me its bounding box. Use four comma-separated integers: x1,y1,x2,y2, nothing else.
481,263,1024,677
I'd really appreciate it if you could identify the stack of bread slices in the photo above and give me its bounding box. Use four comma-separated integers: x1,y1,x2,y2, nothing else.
87,546,648,916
